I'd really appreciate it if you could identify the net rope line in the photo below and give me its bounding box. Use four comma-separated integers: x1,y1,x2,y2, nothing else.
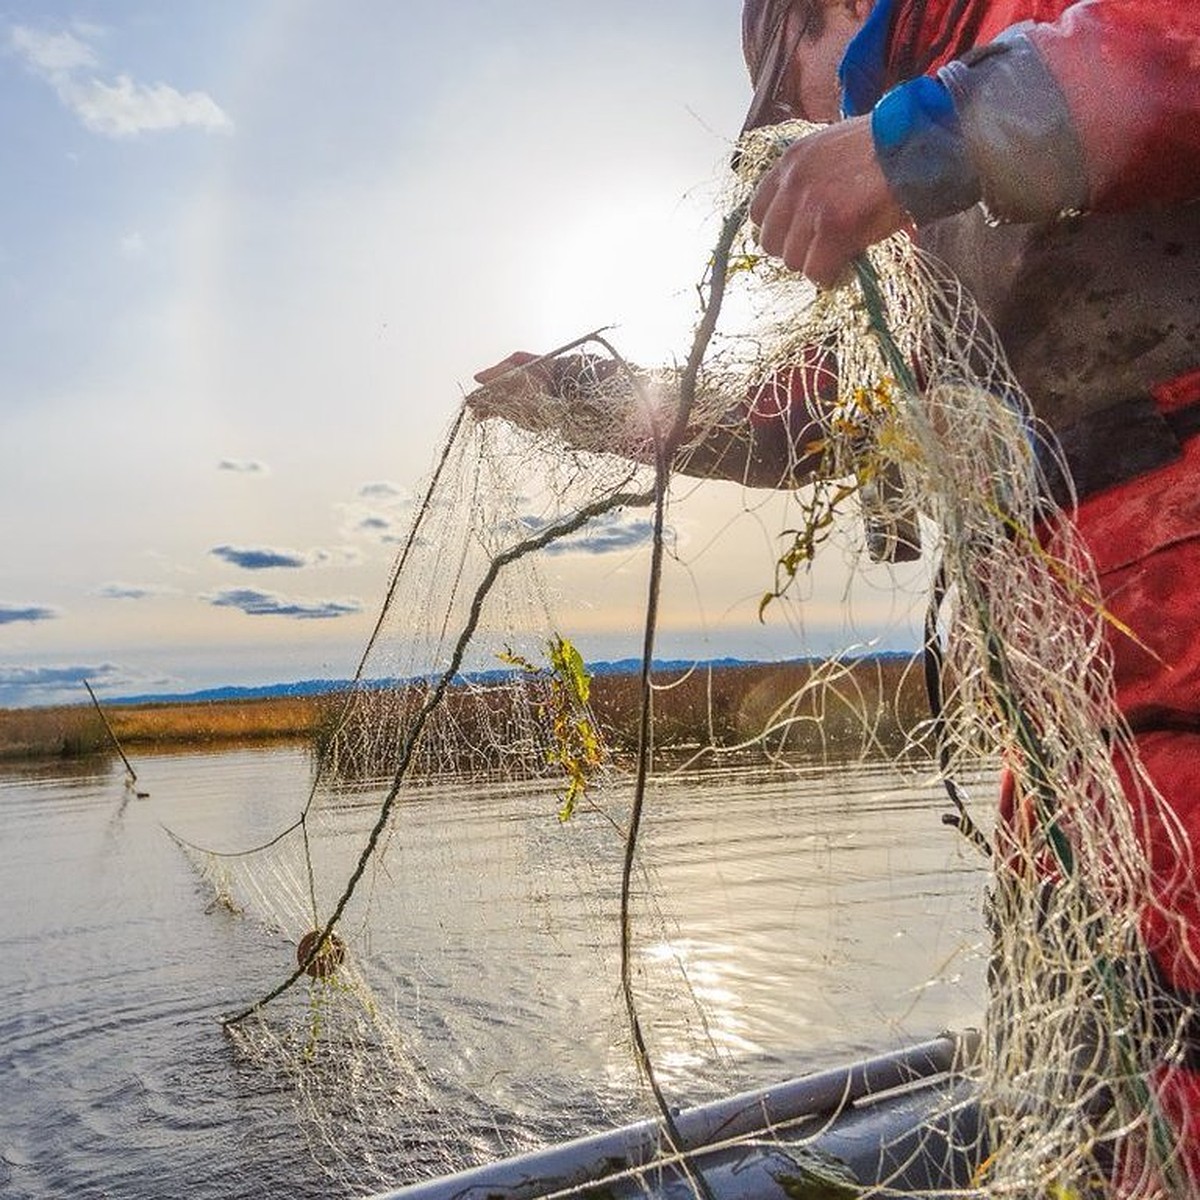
166,330,637,980
686,119,1190,1190
160,327,610,869
853,252,1185,1192
220,477,659,1026
211,200,745,1192
163,116,1200,1197
616,200,750,1199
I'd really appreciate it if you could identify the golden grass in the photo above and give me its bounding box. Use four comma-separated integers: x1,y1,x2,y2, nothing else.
0,694,335,761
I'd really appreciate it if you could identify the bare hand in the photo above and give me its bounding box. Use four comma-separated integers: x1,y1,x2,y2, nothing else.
466,351,554,427
472,351,549,390
749,116,907,287
467,350,624,432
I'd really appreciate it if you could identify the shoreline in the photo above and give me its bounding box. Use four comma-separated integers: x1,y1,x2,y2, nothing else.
0,656,929,764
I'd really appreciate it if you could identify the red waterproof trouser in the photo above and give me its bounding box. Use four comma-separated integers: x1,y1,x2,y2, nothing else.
1003,370,1200,1184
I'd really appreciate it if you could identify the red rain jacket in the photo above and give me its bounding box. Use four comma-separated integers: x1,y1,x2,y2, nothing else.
886,0,1200,215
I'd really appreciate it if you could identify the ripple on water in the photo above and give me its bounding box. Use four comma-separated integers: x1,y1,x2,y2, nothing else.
1,747,990,1198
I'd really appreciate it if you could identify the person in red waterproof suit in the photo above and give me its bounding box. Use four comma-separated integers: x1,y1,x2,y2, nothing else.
730,0,1200,1186
473,0,1200,1182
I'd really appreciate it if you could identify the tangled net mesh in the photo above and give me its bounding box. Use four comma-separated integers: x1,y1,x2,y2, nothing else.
169,120,1196,1197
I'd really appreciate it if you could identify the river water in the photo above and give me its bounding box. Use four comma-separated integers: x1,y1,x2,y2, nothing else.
0,745,992,1198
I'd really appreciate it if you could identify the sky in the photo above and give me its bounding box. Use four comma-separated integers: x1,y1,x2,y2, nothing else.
0,1,925,708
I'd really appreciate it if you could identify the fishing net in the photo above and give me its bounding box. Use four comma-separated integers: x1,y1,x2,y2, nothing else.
169,119,1196,1198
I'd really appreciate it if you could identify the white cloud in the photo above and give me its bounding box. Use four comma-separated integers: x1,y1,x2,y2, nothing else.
10,26,96,74
64,74,232,138
10,23,232,138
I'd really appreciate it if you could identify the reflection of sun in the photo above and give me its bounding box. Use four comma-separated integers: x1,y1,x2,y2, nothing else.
642,936,761,1065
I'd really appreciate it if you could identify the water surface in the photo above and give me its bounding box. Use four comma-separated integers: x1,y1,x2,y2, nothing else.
0,746,991,1198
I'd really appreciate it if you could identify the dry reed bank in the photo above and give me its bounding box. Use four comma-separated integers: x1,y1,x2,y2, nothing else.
0,657,930,765
0,695,329,761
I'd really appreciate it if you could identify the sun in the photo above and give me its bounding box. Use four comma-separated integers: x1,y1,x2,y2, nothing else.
527,187,724,368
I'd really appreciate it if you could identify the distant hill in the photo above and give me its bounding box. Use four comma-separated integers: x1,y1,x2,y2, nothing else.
113,677,357,706
110,652,916,707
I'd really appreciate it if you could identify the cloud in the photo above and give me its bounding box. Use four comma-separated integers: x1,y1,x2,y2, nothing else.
10,26,96,74
360,517,414,546
0,661,156,707
0,663,115,688
334,483,416,544
96,582,173,600
68,74,233,138
11,23,233,138
218,458,268,474
358,481,408,501
0,603,58,625
211,544,309,571
519,511,659,557
207,587,361,621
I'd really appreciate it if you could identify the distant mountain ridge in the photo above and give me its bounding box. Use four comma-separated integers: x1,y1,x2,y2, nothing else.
112,652,914,706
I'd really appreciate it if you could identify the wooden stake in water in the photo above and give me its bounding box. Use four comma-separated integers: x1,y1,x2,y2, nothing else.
83,679,142,790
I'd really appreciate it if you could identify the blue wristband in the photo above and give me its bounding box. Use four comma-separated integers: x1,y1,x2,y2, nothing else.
871,76,981,223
